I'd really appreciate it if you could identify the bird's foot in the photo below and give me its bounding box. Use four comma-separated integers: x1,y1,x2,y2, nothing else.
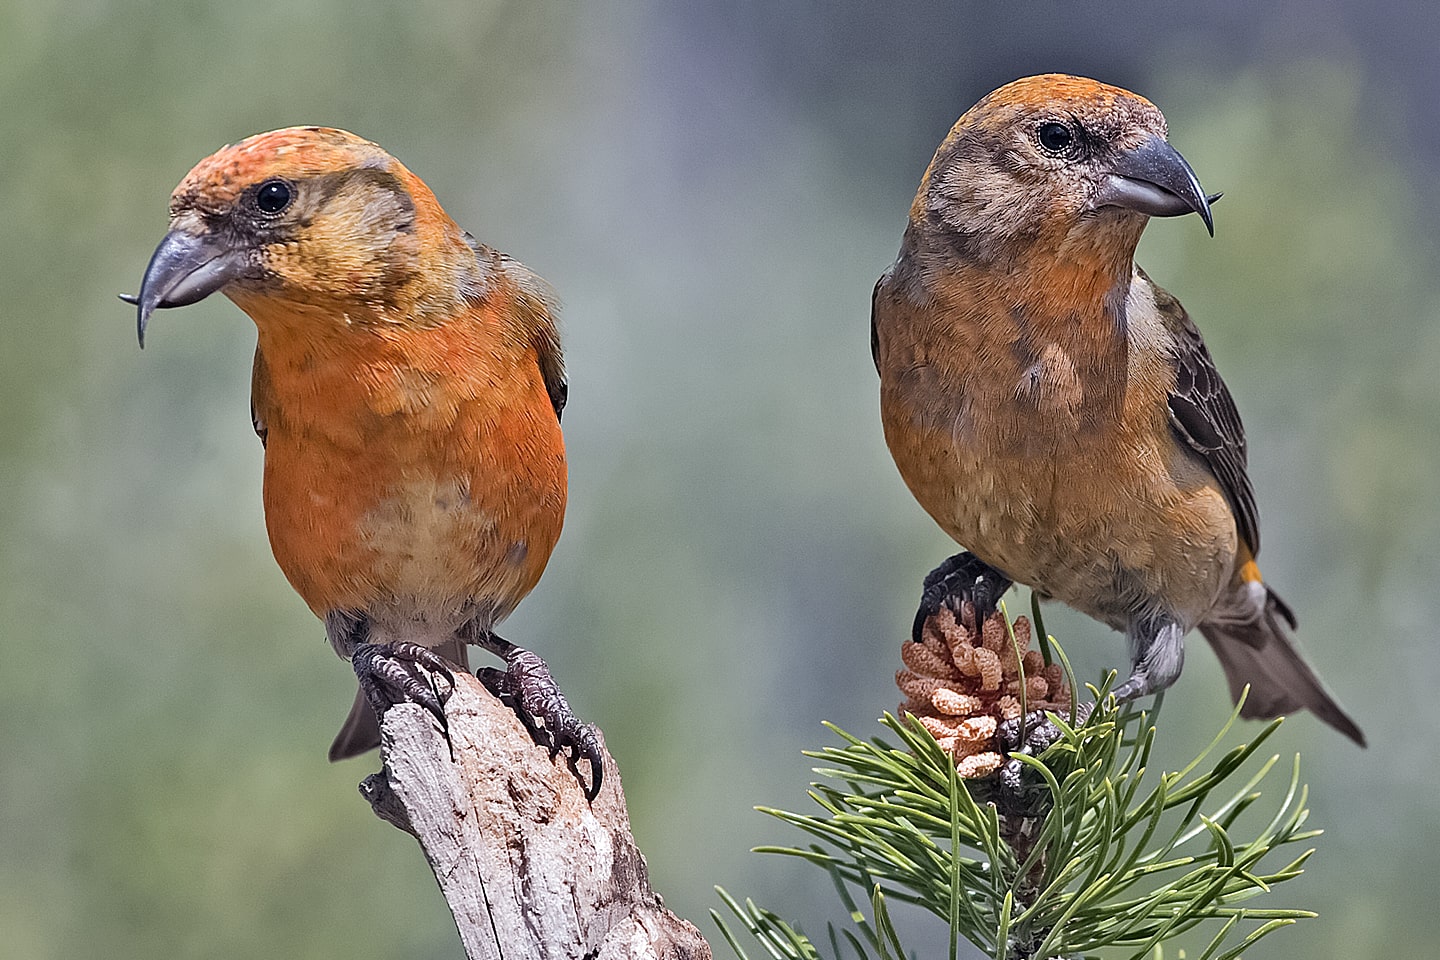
912,551,1014,644
476,642,603,801
1111,675,1147,703
352,641,456,731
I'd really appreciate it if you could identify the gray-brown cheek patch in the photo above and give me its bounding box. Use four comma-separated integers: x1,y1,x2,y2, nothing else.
505,541,528,566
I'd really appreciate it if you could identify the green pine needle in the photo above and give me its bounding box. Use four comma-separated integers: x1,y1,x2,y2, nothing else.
715,616,1320,960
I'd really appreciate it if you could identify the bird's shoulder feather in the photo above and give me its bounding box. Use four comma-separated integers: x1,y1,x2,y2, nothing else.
468,237,566,423
1141,268,1259,554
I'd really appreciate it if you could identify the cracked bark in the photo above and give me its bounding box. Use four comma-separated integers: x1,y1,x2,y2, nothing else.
359,669,712,960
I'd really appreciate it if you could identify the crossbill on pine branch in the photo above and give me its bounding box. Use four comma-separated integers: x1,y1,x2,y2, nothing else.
125,127,602,794
872,75,1363,744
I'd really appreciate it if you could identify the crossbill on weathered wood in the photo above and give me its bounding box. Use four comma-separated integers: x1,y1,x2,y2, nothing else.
126,127,602,793
872,75,1363,744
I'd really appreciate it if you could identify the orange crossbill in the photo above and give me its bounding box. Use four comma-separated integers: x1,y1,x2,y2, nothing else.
872,75,1363,744
127,127,602,793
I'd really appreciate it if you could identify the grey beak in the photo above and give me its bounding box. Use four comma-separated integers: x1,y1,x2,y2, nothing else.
1093,134,1215,236
123,227,250,348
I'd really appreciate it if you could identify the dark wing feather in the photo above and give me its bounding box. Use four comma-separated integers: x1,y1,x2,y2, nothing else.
250,347,270,447
1148,272,1260,555
537,346,567,423
870,271,889,375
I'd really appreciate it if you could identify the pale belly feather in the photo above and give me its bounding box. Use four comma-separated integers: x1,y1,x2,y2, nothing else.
882,358,1236,631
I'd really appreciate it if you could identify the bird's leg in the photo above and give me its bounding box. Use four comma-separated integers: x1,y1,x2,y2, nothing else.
471,630,603,801
1113,616,1186,703
327,611,455,731
912,551,1014,643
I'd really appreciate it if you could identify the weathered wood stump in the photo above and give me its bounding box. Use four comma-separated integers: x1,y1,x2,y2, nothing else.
359,670,712,960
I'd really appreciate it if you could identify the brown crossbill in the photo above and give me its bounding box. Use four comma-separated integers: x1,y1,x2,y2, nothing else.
872,75,1363,744
127,127,602,792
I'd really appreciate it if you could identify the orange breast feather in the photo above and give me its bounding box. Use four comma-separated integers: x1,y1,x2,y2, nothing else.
242,295,566,621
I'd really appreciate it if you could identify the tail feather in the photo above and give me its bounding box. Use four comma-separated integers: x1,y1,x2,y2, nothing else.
1199,589,1364,747
327,636,470,761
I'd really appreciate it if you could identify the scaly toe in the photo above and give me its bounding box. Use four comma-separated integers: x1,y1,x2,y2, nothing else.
352,641,454,727
479,651,603,800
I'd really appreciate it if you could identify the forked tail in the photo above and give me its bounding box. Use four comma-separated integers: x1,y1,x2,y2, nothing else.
1199,585,1364,746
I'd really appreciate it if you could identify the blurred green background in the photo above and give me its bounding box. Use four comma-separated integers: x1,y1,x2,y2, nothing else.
2,0,1436,956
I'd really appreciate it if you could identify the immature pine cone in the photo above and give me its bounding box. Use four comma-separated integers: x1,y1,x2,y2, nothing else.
897,602,1070,778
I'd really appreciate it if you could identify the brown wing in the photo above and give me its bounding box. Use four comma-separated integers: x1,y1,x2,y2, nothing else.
870,274,883,374
871,267,898,376
481,242,567,423
1148,272,1259,555
535,331,567,423
250,346,270,447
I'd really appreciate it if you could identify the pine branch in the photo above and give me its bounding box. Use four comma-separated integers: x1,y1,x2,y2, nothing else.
717,611,1321,960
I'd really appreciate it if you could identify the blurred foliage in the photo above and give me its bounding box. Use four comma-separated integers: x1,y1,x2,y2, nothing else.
0,1,1434,958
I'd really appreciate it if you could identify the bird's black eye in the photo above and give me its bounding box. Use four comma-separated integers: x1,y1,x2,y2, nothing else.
254,179,293,215
1037,121,1075,155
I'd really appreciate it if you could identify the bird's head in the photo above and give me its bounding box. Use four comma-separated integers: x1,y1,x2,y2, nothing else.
910,75,1214,266
127,126,479,346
